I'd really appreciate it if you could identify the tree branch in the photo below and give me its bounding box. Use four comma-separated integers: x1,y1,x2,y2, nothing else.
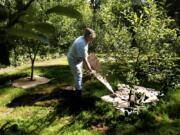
23,0,35,11
7,0,35,27
27,44,33,61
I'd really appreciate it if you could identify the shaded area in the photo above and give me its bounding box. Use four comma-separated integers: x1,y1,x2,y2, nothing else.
7,84,98,114
2,93,180,135
34,65,73,84
0,72,28,86
7,87,78,107
5,86,100,134
5,80,117,134
0,122,29,135
0,65,72,87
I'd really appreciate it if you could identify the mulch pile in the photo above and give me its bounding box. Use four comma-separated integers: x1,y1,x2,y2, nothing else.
12,75,50,89
101,84,161,115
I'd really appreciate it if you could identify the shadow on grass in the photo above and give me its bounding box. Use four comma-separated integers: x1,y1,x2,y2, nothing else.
3,63,118,134
35,65,73,83
0,122,30,135
0,65,72,87
5,86,98,134
0,72,28,86
7,86,96,112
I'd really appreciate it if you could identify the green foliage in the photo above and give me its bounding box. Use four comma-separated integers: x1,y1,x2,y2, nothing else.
7,28,49,44
94,0,179,92
0,4,9,21
165,0,180,27
24,22,56,36
45,0,92,53
46,5,82,19
0,0,84,65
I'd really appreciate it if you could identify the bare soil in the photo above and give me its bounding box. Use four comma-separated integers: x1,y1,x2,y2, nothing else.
12,75,50,89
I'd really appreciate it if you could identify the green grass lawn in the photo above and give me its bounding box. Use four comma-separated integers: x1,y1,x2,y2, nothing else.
0,57,179,135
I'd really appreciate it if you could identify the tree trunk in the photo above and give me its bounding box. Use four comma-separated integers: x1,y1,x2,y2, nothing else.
92,9,96,29
30,59,35,81
0,43,10,66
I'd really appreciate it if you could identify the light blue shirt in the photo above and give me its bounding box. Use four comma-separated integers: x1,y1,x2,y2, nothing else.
67,36,88,64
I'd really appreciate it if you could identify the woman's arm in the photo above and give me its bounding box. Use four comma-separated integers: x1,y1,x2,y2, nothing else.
83,56,92,71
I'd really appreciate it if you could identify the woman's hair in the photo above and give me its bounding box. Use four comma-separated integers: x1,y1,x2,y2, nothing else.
84,28,96,39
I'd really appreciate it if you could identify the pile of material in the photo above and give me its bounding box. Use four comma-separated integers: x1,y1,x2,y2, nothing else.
101,84,161,115
84,54,161,115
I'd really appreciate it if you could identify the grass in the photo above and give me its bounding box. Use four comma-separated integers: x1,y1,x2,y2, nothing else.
0,57,179,135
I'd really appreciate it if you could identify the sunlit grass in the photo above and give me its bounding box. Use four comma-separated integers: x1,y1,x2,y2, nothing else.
0,57,68,75
0,87,24,106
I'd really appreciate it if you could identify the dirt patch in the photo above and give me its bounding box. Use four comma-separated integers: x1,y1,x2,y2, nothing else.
12,75,50,89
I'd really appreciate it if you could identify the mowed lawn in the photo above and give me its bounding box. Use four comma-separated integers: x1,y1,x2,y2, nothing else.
0,57,179,135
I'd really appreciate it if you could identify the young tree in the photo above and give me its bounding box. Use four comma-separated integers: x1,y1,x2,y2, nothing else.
0,0,82,66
